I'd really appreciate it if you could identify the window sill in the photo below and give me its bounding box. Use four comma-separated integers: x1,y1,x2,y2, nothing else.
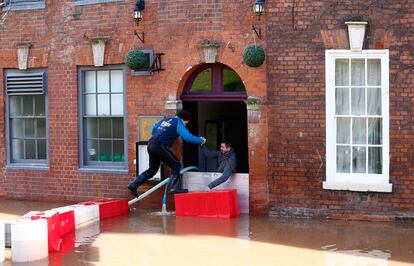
323,181,392,193
3,3,45,11
5,164,49,171
79,167,128,174
75,0,123,6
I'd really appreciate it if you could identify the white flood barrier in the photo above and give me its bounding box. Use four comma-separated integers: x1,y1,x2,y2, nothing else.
11,218,48,262
0,221,4,262
70,204,100,228
182,172,249,214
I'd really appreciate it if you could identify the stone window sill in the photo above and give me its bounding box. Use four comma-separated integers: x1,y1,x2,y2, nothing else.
323,181,392,193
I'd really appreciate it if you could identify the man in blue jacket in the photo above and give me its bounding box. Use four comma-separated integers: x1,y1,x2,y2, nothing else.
128,110,206,198
201,138,237,190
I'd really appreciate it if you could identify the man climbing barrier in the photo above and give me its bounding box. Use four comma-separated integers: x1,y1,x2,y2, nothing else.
128,110,206,198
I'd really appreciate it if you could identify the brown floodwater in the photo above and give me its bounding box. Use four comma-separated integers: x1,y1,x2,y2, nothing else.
0,199,413,266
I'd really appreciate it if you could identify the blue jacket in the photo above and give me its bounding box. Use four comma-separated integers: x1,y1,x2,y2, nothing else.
151,116,203,147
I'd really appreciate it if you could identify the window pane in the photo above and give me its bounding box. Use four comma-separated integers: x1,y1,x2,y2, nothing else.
10,96,21,116
37,140,46,160
336,146,350,173
12,139,24,160
25,139,36,159
87,139,98,161
37,118,46,138
34,95,45,116
85,71,96,93
352,118,366,144
351,87,365,115
368,118,382,145
367,88,381,115
11,119,23,138
367,59,381,86
113,118,124,138
351,59,365,86
352,146,366,173
86,118,98,138
368,147,382,174
191,68,212,92
113,140,124,162
223,68,245,92
336,118,350,144
335,59,349,86
22,96,33,116
99,140,111,161
97,94,110,115
111,94,123,115
335,87,349,115
85,95,96,116
99,118,111,138
25,119,35,138
111,70,123,93
97,71,110,93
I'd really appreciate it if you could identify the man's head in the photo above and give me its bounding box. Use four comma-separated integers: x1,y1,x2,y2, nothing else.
220,138,232,153
176,110,192,125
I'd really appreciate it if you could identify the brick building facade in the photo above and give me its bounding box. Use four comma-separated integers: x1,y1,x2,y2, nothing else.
0,0,412,219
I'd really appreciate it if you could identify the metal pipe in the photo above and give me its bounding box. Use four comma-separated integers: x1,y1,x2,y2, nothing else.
128,178,170,206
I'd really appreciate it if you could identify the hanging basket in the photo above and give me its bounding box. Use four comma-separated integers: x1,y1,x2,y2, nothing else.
125,50,148,70
243,44,265,68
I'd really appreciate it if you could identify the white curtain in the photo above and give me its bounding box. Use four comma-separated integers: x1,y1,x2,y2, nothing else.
335,58,382,174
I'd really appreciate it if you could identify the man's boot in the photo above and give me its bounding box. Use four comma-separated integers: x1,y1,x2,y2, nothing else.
170,174,188,194
127,175,147,198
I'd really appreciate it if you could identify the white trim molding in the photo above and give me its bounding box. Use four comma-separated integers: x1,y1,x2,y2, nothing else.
324,50,391,193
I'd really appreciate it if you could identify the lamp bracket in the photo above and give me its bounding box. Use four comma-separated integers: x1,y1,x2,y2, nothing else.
134,30,145,44
150,53,165,73
252,24,262,40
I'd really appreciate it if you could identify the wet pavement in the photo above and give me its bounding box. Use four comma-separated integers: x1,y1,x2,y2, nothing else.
0,199,414,265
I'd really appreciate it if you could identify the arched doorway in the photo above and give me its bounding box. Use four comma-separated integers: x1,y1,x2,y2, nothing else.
181,63,249,173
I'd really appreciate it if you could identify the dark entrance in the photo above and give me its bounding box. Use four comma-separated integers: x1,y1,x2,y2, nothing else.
181,63,249,173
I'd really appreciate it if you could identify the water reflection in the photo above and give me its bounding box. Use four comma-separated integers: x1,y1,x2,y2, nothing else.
0,200,413,266
46,210,414,266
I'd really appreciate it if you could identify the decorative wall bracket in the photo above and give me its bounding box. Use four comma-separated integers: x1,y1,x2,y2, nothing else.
90,38,109,67
245,96,261,111
150,53,165,73
16,42,32,70
252,25,262,40
134,30,144,44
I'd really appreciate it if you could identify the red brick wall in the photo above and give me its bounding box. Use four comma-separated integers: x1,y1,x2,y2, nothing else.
267,1,414,219
0,1,267,212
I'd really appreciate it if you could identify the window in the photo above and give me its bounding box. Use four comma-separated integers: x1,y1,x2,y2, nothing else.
79,67,126,169
74,0,123,6
3,0,45,10
324,50,391,192
5,69,48,165
181,63,246,101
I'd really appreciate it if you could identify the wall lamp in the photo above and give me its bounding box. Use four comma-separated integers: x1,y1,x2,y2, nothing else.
252,0,265,39
254,0,265,20
134,0,145,25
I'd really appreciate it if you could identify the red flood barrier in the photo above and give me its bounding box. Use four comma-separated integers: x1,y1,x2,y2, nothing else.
175,189,239,218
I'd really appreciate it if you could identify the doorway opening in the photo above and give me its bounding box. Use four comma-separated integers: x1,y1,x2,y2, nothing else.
181,63,249,173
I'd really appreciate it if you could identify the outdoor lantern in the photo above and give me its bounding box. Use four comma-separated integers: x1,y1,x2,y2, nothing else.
134,0,145,24
254,0,265,18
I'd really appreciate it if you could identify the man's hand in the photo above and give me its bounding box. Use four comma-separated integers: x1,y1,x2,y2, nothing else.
200,137,206,145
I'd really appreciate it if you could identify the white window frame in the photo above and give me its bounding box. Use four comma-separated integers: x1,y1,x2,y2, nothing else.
324,50,391,192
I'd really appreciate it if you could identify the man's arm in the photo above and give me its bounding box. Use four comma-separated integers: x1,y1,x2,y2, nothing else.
201,145,219,159
176,119,204,144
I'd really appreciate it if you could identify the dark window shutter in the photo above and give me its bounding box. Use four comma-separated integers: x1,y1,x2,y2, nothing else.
6,71,47,95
